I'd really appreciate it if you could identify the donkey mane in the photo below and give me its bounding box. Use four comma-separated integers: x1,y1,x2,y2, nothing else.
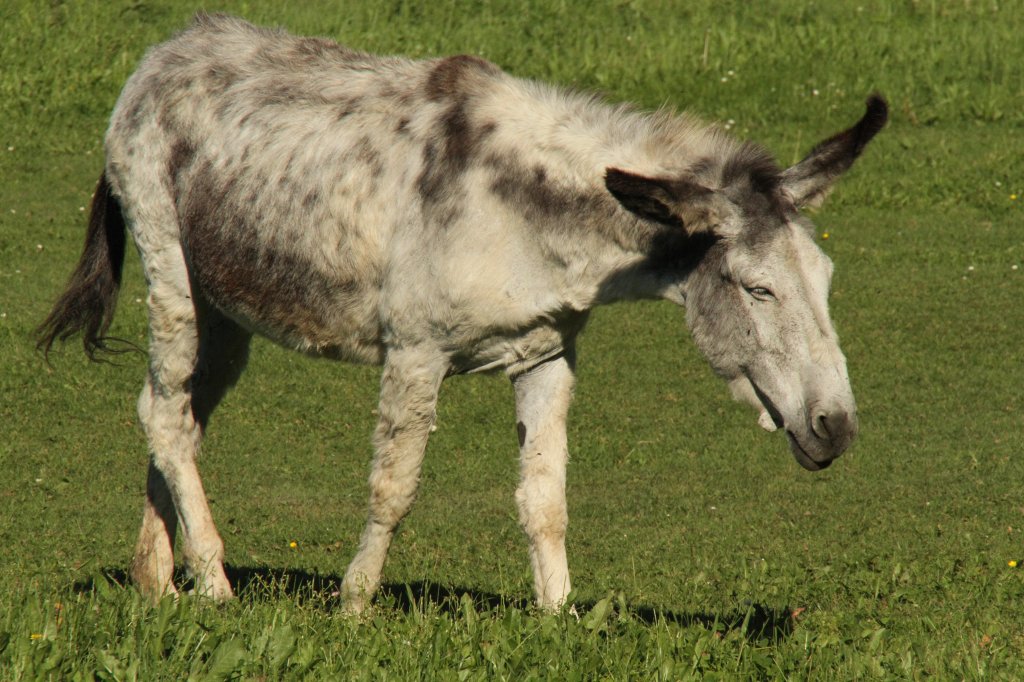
482,75,771,194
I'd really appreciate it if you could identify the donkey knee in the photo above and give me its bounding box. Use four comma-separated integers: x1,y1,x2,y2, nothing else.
367,464,421,528
515,462,568,541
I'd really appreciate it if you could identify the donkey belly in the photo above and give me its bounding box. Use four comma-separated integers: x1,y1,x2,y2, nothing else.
187,235,384,363
179,175,386,363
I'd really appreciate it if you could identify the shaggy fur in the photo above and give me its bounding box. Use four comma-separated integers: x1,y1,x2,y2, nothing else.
39,14,885,611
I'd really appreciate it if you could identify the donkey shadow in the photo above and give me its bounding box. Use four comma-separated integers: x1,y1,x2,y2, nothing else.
77,564,795,641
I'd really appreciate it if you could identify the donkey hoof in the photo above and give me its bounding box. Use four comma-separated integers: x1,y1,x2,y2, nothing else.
191,573,235,602
135,581,180,605
340,591,371,616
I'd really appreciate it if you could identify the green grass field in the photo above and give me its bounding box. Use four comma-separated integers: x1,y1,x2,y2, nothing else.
2,0,1023,678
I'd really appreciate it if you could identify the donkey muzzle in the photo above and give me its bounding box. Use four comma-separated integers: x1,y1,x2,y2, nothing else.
788,407,858,471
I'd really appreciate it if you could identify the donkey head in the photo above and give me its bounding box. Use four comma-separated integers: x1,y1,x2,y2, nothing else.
606,96,887,470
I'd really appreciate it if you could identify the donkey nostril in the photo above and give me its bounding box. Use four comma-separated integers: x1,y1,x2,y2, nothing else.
813,410,857,456
812,412,831,440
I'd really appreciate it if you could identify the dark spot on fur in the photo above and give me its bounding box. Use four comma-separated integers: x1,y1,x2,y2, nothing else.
396,89,417,107
291,36,353,63
167,138,196,184
416,101,497,216
334,96,363,122
205,65,239,92
517,421,527,447
437,103,474,168
121,98,147,133
395,117,411,134
486,155,606,223
274,153,299,188
425,54,499,102
155,108,185,141
302,189,320,209
214,99,233,122
355,136,382,170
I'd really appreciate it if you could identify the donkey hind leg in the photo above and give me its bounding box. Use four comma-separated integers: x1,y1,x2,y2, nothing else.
131,279,251,602
130,458,179,601
512,352,576,610
341,349,447,613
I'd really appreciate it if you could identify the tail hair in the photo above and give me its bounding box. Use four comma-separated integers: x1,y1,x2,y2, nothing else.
36,172,133,361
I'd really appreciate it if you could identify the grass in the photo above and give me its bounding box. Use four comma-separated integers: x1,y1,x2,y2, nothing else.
2,0,1024,678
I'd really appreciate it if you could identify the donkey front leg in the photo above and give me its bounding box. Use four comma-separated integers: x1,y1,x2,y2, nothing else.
342,349,447,613
513,352,576,610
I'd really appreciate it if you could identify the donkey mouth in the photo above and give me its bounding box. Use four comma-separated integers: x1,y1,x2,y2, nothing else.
746,379,834,471
786,430,833,471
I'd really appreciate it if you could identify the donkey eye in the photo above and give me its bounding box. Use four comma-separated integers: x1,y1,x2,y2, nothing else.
744,286,775,301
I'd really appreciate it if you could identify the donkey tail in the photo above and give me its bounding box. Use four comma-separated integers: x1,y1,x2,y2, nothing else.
37,172,130,361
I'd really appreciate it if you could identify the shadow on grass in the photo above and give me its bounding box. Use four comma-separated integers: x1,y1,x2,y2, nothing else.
75,565,795,641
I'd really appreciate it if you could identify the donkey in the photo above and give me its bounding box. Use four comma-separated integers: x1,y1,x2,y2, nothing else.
39,14,885,612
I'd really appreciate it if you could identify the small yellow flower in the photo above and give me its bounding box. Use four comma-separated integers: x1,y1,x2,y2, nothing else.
821,232,830,240
1011,194,1018,201
30,633,43,640
1009,560,1018,568
289,541,298,549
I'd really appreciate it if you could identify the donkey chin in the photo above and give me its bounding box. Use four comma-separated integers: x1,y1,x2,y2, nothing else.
728,376,858,471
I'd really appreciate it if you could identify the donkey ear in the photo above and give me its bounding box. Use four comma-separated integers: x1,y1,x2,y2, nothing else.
605,168,715,234
781,95,888,209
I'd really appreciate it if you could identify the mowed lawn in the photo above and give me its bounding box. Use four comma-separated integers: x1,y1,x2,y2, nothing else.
1,0,1023,678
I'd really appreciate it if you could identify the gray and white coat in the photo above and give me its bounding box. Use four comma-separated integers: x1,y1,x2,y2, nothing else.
39,14,886,611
